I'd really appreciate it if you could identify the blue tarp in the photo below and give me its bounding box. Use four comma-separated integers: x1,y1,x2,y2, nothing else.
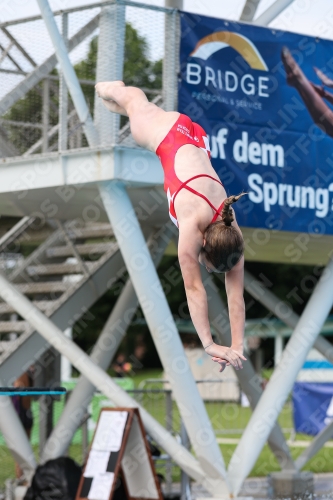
179,12,333,234
292,382,333,435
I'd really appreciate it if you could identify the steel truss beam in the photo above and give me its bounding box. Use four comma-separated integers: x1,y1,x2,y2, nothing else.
58,13,68,152
201,268,295,471
239,0,261,22
0,272,223,497
0,377,36,479
243,269,333,470
254,0,295,25
99,180,230,494
243,270,333,367
228,259,333,496
37,0,99,147
1,26,37,68
0,14,99,117
42,226,173,462
0,127,19,157
93,4,125,145
0,245,124,386
23,109,76,156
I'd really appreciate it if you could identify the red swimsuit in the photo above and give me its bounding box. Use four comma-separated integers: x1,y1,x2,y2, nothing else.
156,114,225,228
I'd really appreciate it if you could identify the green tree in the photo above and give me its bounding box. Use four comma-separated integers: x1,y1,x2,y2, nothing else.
4,22,162,153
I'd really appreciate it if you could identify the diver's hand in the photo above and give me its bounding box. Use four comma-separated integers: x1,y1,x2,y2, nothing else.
211,357,230,373
205,343,247,370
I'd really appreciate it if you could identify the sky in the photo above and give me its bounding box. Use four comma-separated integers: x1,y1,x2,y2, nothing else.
0,0,333,41
0,0,332,99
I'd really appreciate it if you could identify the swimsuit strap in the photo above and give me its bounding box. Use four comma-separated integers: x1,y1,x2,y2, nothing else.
173,174,225,222
211,200,225,223
173,174,223,203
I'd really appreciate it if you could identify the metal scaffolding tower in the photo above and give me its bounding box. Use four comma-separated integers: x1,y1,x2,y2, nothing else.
0,0,333,498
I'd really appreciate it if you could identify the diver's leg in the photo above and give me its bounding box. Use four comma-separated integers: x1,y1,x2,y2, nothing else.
281,48,333,137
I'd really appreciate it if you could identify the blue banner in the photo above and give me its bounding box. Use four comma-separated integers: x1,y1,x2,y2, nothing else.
179,13,333,234
293,382,333,435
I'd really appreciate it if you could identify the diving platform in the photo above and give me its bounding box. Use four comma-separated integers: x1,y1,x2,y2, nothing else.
1,1,333,498
0,145,332,266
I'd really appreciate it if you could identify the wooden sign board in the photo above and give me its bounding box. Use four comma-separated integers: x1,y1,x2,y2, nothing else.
76,408,163,500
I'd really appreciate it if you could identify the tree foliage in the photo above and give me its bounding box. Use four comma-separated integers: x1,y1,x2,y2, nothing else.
4,22,162,153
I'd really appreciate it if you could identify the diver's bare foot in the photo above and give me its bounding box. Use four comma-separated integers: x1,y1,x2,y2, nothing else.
95,81,125,101
281,47,306,89
95,81,127,115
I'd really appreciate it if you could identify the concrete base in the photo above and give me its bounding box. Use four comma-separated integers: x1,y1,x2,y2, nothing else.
14,486,28,500
269,471,314,498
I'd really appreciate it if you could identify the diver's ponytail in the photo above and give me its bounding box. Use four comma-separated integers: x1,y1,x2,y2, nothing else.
221,193,247,226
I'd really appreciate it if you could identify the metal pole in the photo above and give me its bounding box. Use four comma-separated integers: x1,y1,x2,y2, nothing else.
201,268,295,471
0,274,222,495
42,78,49,153
81,415,89,462
39,395,53,457
243,270,333,367
180,418,191,500
165,389,173,495
295,419,333,470
0,14,100,117
239,0,261,22
0,380,36,479
163,0,182,111
37,0,99,147
165,0,183,6
99,181,229,494
244,269,333,470
61,328,72,382
228,258,333,496
254,0,295,25
58,13,68,152
94,5,125,145
274,331,283,367
42,227,173,462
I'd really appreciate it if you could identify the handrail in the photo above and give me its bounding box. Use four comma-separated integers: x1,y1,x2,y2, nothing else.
0,216,35,253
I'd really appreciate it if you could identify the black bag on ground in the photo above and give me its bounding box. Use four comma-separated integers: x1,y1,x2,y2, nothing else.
24,457,82,500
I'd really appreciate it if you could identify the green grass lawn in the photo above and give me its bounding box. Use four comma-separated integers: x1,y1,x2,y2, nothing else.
1,370,333,488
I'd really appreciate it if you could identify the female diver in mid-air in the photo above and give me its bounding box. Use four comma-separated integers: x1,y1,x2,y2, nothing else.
95,81,247,372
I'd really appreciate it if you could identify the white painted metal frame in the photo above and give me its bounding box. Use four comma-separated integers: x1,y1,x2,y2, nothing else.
0,271,226,497
228,259,333,496
37,0,99,147
99,180,229,494
0,14,100,117
37,2,229,494
1,1,332,496
200,268,295,471
243,269,333,471
93,4,125,145
0,378,37,480
239,0,261,22
58,13,68,152
254,0,296,26
41,226,173,462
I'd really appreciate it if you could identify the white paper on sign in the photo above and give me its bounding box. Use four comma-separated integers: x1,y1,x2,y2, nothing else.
84,450,110,478
92,411,128,452
87,472,114,500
